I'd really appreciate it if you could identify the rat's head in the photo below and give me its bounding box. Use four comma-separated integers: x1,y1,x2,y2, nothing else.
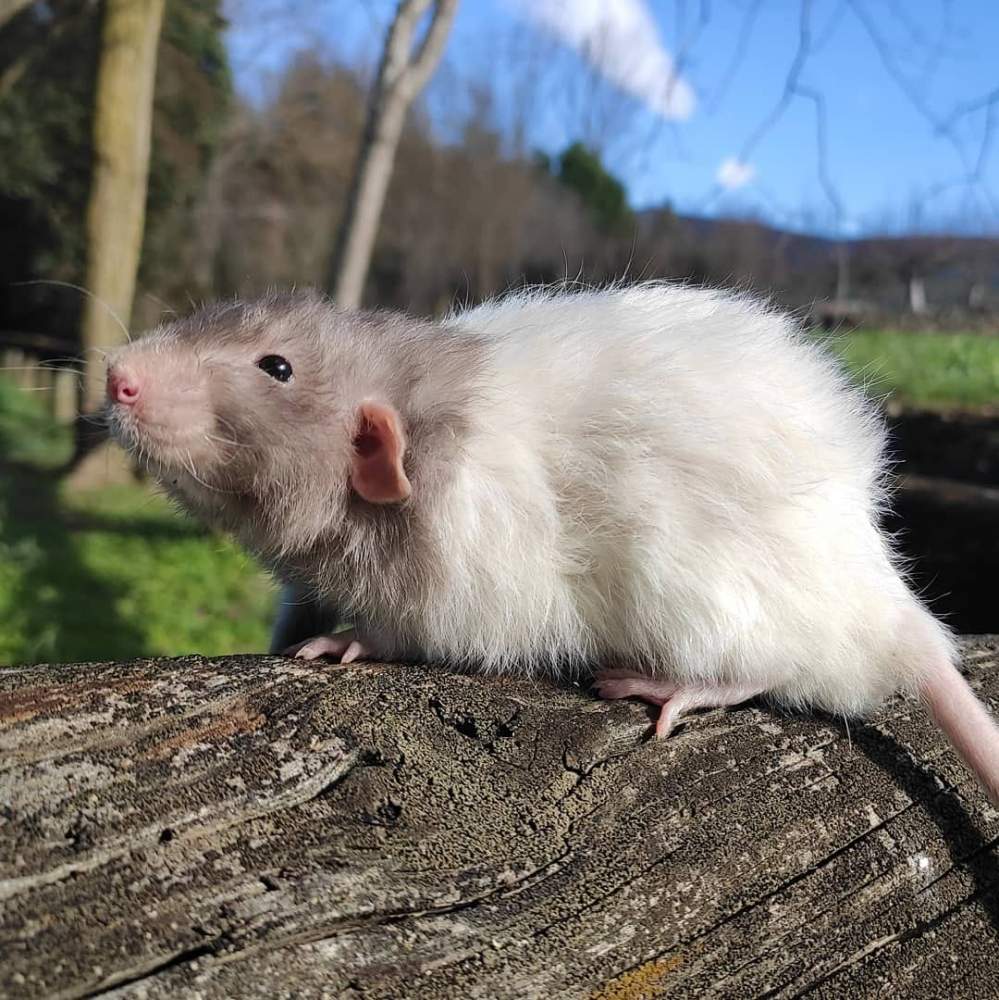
105,292,413,554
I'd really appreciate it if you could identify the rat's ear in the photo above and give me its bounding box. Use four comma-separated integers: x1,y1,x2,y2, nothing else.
349,401,412,504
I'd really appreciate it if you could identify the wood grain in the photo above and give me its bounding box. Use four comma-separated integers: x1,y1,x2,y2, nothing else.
3,640,999,998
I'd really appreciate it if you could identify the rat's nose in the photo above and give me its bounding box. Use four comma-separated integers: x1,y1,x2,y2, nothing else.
107,365,141,406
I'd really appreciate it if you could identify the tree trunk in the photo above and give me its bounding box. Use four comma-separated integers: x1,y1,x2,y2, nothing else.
3,638,999,997
0,0,34,30
909,273,928,315
329,0,458,309
0,0,41,95
69,0,165,484
834,240,850,301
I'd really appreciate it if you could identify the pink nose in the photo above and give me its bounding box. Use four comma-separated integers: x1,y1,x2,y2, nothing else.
107,366,140,405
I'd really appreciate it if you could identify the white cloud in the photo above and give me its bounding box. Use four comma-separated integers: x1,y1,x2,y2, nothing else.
509,0,696,121
716,157,755,190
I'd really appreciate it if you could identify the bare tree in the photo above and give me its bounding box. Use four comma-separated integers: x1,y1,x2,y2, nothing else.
71,0,166,476
328,0,457,308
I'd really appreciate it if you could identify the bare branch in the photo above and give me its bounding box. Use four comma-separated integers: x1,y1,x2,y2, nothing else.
794,85,843,220
0,0,34,30
0,49,30,95
735,0,814,166
883,0,931,55
698,0,848,225
845,0,997,215
0,0,95,98
846,0,943,128
405,0,459,98
330,0,459,307
917,0,954,85
696,0,996,229
975,98,997,181
377,0,430,93
668,0,712,105
811,0,848,55
942,86,999,133
704,0,764,115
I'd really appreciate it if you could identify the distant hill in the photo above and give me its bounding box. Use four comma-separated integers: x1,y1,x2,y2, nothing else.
637,210,999,328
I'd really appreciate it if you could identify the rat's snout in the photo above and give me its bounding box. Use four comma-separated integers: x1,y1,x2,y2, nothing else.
104,343,215,471
107,365,141,406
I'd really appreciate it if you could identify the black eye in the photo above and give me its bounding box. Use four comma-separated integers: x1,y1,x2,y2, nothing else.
257,355,293,382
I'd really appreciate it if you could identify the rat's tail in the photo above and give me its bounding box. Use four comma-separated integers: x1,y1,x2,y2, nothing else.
920,656,999,807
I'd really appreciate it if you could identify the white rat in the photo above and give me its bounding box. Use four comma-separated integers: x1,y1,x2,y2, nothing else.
104,283,999,802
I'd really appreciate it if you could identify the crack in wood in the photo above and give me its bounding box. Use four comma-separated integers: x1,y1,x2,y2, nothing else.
3,643,999,998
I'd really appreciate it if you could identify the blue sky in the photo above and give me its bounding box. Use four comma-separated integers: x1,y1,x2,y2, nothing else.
227,0,999,237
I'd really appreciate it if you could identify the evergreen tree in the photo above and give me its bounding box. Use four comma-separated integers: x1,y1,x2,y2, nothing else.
554,142,633,235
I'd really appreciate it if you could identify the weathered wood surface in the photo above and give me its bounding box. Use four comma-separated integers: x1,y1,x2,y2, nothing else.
3,640,999,999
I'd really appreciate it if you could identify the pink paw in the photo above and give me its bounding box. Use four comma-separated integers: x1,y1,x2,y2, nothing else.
594,668,762,738
592,669,677,706
283,629,371,664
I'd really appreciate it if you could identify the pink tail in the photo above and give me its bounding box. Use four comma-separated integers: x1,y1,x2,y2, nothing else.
921,659,999,806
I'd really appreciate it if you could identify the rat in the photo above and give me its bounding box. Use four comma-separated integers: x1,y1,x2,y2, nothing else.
104,283,999,804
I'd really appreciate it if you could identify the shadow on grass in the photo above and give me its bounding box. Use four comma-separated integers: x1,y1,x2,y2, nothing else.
58,508,204,540
0,457,149,664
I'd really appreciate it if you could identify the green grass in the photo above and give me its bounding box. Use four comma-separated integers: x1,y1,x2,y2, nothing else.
2,326,997,665
828,328,999,410
0,378,275,666
0,376,73,468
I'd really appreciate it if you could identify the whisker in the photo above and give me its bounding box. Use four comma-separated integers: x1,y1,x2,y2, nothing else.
203,433,239,465
182,448,232,494
205,431,252,450
215,414,242,436
12,279,132,343
1,365,82,378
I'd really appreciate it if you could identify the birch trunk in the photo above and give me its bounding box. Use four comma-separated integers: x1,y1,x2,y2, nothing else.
330,0,458,308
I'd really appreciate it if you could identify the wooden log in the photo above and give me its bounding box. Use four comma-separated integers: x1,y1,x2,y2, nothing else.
2,639,999,998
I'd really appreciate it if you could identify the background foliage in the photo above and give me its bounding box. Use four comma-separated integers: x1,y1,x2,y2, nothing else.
0,0,996,665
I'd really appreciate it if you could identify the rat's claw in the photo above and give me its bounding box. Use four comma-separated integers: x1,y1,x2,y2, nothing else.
287,635,350,660
340,639,366,664
283,630,371,662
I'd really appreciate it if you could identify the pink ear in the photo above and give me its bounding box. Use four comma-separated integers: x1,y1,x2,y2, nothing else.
350,402,412,504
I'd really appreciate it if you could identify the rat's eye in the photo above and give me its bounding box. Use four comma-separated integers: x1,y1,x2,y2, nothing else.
257,355,293,382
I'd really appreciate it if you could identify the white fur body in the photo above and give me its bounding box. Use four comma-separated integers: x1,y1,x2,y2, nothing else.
106,282,999,800
364,283,956,716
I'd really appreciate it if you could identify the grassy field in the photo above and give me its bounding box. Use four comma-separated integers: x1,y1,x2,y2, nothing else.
827,328,999,410
0,378,274,665
0,327,996,666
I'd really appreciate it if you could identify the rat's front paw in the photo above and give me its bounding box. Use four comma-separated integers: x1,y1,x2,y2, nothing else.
283,629,371,664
